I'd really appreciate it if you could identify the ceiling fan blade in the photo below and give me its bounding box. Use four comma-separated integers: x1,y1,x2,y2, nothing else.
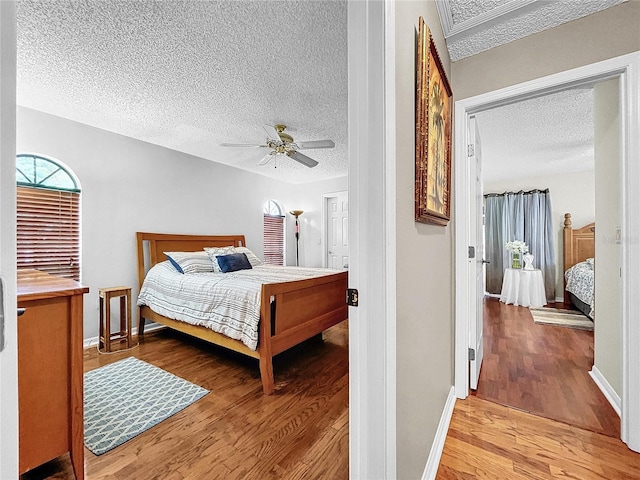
287,151,318,168
263,125,281,142
258,152,274,165
220,143,267,148
295,139,335,149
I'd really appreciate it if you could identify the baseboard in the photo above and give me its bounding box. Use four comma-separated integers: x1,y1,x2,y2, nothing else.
82,323,166,349
421,386,456,480
555,296,564,303
589,366,621,417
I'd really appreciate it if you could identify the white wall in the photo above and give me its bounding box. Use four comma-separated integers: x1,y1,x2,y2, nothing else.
16,106,346,339
285,178,348,268
396,3,454,478
594,78,621,396
485,170,595,300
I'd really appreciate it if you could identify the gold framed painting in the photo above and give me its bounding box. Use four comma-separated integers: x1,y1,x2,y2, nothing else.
415,17,452,226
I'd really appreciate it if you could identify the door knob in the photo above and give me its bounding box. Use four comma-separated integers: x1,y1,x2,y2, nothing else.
482,259,490,264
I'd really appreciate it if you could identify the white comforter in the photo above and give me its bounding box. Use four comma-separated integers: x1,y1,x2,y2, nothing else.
137,261,340,351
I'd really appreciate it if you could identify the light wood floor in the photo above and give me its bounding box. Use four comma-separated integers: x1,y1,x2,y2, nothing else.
475,298,619,437
437,394,640,479
23,301,639,480
22,323,349,480
437,298,639,479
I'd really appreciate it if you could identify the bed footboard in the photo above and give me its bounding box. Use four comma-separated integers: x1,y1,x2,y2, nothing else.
258,271,348,394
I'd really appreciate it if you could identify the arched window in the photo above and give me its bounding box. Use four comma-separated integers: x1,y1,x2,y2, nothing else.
263,200,285,266
16,154,81,280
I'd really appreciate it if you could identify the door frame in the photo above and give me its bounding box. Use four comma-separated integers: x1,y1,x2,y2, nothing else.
348,0,396,477
0,2,18,478
453,51,640,451
321,190,348,268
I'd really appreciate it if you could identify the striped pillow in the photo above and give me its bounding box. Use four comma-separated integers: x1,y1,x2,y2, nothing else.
164,251,214,274
204,246,237,272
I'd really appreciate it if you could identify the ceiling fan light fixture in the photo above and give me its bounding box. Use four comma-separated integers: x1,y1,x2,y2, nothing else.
223,124,332,168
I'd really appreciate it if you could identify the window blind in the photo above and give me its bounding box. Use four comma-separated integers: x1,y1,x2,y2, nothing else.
263,214,284,266
17,186,81,280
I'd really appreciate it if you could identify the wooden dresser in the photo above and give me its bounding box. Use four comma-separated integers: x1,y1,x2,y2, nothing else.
17,270,89,479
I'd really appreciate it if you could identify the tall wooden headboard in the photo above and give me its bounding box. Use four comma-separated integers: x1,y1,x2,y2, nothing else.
136,232,246,290
562,213,595,304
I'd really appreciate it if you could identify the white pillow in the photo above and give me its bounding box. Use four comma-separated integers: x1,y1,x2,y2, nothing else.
164,251,215,274
235,246,263,267
204,246,237,272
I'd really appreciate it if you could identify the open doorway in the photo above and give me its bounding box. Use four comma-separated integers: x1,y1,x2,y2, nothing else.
469,81,620,436
454,52,640,453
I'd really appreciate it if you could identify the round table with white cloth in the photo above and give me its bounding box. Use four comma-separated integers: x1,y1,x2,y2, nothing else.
499,268,546,308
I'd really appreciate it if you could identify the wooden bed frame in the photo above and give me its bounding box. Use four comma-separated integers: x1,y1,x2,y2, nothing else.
562,213,595,305
136,232,348,395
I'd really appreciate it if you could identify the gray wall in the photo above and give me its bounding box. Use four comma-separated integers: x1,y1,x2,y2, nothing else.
452,1,640,100
16,106,346,340
396,3,453,479
594,78,622,395
485,170,595,300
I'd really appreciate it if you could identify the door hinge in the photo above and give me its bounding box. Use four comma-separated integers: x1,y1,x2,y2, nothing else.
347,288,359,307
468,348,476,361
468,246,475,259
467,144,475,157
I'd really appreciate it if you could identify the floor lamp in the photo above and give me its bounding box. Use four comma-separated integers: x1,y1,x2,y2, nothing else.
289,210,304,266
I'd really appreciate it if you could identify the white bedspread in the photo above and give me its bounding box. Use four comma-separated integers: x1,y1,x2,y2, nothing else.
137,261,341,351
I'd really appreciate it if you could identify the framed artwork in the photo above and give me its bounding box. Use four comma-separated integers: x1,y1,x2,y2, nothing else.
415,17,452,226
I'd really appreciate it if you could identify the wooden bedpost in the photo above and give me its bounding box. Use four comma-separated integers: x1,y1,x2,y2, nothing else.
563,213,573,305
258,285,275,395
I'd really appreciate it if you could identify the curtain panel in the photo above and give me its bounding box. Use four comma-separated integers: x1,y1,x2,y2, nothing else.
484,189,556,302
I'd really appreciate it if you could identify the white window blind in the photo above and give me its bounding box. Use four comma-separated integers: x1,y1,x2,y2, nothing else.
17,186,81,280
263,214,284,266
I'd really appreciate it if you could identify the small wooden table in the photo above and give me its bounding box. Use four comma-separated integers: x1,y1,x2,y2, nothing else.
99,286,133,352
500,268,547,308
17,269,88,479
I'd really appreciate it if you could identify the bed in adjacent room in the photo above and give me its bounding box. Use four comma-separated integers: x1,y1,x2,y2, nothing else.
562,213,595,319
136,232,348,395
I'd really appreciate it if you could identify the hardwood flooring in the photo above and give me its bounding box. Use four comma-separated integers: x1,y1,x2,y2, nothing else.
21,323,348,480
437,395,640,479
475,297,619,437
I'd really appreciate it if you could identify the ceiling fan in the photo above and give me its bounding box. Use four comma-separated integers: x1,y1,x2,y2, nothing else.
221,124,335,168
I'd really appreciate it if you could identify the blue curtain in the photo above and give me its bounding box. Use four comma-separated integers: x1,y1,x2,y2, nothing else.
484,189,556,301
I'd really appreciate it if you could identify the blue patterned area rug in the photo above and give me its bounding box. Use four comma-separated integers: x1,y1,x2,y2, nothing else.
84,356,209,455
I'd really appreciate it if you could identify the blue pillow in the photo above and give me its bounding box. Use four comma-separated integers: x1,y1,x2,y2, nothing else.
216,253,252,273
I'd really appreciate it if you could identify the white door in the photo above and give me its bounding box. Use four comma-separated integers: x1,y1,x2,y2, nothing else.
469,117,484,390
325,191,349,269
0,2,19,478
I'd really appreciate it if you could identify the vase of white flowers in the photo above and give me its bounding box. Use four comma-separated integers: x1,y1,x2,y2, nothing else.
505,240,529,269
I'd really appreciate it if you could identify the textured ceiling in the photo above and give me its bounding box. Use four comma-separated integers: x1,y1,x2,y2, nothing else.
438,0,626,61
17,0,347,184
476,87,594,184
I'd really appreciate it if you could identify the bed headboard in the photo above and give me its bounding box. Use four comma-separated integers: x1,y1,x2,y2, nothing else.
562,213,595,303
136,232,246,289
